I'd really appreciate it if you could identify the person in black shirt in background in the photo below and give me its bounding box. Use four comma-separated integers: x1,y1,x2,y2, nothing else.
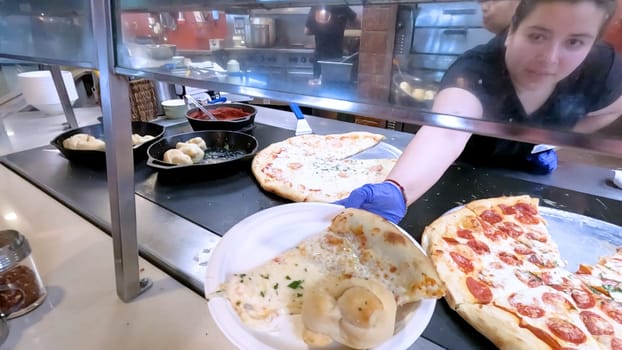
305,6,358,85
336,0,622,224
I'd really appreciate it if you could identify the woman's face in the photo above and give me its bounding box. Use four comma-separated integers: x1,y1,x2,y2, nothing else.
504,1,607,90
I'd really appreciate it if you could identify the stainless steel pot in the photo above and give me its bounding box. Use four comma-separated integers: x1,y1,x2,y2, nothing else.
245,17,275,48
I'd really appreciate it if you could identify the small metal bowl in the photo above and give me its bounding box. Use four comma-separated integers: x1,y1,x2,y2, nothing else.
185,103,256,132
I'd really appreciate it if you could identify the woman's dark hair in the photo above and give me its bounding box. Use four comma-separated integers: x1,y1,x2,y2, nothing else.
509,0,617,37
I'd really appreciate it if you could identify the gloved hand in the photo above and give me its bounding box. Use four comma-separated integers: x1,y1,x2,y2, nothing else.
333,182,407,224
525,149,558,175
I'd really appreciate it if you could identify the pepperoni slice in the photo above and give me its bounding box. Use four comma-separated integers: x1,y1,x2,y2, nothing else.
580,311,614,335
526,231,548,243
498,252,523,266
508,294,545,318
498,221,523,238
546,318,587,344
450,251,474,273
466,277,493,304
542,292,574,311
499,204,516,215
482,226,508,241
480,210,503,224
456,229,474,240
571,288,595,309
515,270,544,288
514,244,534,255
612,338,622,350
516,303,546,318
528,254,557,269
516,211,541,225
466,239,490,255
442,237,460,245
514,202,538,215
600,300,622,324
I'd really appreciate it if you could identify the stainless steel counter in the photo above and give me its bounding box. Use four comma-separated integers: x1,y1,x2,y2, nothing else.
2,105,621,350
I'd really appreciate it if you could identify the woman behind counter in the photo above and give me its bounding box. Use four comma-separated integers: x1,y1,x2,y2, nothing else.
336,0,622,224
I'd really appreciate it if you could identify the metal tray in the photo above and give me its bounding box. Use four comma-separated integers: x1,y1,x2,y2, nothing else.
350,142,402,160
542,206,622,270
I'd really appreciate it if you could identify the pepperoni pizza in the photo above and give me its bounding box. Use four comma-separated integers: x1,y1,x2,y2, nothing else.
422,195,622,350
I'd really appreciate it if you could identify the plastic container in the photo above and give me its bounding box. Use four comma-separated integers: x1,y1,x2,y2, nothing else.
0,230,47,319
317,59,353,83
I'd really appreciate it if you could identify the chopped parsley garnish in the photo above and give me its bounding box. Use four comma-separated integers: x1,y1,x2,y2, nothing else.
273,283,279,290
296,293,303,298
260,273,270,279
260,291,265,297
285,275,291,280
288,280,303,289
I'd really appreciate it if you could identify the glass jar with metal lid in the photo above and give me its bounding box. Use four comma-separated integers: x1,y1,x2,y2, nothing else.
0,230,47,319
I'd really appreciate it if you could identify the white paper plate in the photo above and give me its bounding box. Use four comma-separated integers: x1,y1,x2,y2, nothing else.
205,202,436,350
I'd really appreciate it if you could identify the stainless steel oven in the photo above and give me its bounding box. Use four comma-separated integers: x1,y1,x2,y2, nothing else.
392,2,494,108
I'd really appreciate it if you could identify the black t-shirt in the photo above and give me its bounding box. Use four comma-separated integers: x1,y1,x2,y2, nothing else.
306,6,356,59
439,34,622,167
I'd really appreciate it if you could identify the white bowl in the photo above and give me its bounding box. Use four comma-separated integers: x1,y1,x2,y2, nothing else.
161,99,186,119
18,70,78,115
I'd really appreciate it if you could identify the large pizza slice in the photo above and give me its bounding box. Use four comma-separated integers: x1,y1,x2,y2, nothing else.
252,131,397,202
423,195,622,350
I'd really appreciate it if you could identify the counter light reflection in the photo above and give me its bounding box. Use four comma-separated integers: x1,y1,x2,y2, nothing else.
4,212,17,221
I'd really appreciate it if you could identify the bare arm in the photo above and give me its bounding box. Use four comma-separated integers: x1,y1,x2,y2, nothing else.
573,94,622,133
387,88,483,205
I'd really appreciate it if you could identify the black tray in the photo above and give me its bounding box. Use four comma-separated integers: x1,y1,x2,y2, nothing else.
146,130,259,182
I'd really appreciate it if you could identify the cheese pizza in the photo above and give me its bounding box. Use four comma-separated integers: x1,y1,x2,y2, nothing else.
251,132,397,202
218,208,445,349
422,195,622,350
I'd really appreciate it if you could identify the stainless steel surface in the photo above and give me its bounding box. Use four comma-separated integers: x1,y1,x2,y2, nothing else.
0,2,96,68
49,65,79,129
413,28,492,55
116,66,622,157
92,0,150,302
245,17,275,48
542,206,622,271
317,59,353,82
415,2,483,27
0,315,6,347
351,142,402,159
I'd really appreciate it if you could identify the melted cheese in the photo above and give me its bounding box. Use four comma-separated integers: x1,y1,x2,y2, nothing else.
223,223,422,328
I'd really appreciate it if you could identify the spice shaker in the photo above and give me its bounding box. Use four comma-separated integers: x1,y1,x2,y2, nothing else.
0,230,47,319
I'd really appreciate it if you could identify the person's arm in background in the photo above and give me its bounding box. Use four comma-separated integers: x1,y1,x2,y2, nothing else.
574,42,622,133
344,6,360,28
387,88,482,205
574,94,622,133
304,7,316,35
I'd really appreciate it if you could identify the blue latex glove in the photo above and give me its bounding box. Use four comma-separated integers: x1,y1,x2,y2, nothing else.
334,182,407,224
525,149,558,175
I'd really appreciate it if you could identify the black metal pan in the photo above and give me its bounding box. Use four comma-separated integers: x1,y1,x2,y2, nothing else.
146,130,259,182
50,121,165,168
